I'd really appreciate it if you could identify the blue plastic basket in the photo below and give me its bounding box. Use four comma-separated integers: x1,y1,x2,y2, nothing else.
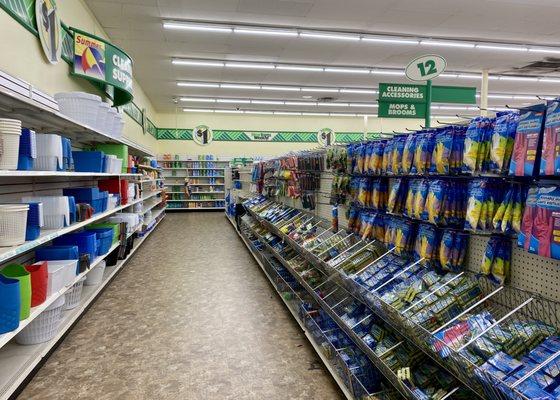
86,228,114,255
53,231,98,262
62,138,73,171
72,151,105,173
99,191,109,213
0,275,20,334
35,245,79,261
63,187,104,214
24,202,42,241
67,196,76,224
18,129,36,171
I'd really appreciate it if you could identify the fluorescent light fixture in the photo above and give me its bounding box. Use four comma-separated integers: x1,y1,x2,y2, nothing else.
217,110,243,113
301,87,339,93
340,89,377,94
274,111,302,115
476,44,528,52
275,65,324,72
488,94,514,99
348,103,378,107
284,101,316,106
302,112,330,116
183,108,215,113
436,105,473,110
216,99,251,104
221,84,261,89
177,82,220,88
439,73,459,78
163,22,233,33
539,78,560,83
513,95,538,100
260,85,300,91
421,40,475,48
456,74,481,79
244,110,274,114
370,70,405,76
362,37,419,45
324,67,370,74
234,28,298,37
225,62,275,69
498,76,539,82
172,59,224,67
529,48,560,55
317,102,350,107
251,100,284,105
300,32,360,41
334,113,359,117
179,97,216,102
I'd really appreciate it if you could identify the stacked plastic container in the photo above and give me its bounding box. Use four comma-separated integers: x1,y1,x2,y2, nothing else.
98,178,129,205
22,196,70,229
0,204,29,246
34,134,63,171
53,231,98,262
0,118,22,170
24,202,43,241
104,155,123,174
108,213,139,234
18,128,37,170
63,187,108,215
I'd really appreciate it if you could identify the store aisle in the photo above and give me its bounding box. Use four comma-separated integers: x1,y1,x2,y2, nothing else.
18,213,343,400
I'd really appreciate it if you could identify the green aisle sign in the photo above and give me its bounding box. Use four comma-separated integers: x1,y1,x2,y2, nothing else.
379,102,426,118
379,83,426,103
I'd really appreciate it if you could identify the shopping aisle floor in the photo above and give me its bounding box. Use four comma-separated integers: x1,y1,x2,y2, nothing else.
18,213,343,400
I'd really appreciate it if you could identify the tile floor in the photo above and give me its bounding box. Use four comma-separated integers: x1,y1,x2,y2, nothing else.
18,212,343,400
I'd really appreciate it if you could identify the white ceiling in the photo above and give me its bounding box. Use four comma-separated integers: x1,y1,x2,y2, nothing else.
85,0,560,114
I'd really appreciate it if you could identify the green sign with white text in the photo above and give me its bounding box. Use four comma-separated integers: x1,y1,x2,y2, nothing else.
379,83,426,103
378,102,426,118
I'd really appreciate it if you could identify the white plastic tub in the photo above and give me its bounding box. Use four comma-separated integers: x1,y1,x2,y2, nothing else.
0,119,22,170
15,295,66,345
85,260,105,286
22,196,69,229
54,92,101,128
108,213,139,234
45,259,78,295
104,155,123,174
34,134,63,171
0,204,29,246
64,276,86,310
97,101,110,134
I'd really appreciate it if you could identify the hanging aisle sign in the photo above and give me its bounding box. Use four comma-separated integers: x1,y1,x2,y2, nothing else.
70,27,133,107
406,54,447,81
36,0,62,64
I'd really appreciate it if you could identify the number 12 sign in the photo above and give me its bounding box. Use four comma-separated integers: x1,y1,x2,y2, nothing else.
406,54,446,81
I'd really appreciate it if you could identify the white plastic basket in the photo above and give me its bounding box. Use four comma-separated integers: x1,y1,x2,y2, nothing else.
0,126,21,170
107,194,118,211
15,295,65,345
64,276,86,310
45,260,78,296
54,92,101,128
0,204,29,246
34,134,63,171
98,102,110,134
104,156,123,174
85,260,105,286
22,196,69,229
108,213,139,233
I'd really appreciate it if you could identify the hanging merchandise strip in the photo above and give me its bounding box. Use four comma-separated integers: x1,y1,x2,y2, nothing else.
240,196,560,400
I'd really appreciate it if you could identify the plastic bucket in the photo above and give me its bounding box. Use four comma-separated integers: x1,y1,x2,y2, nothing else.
0,275,20,334
1,264,31,320
72,151,105,173
25,261,48,307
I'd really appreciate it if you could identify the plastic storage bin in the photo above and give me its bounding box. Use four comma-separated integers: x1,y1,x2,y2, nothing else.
85,260,105,286
25,261,48,307
0,204,29,246
72,151,105,173
104,155,123,174
15,295,65,345
67,196,76,224
1,264,31,320
34,134,63,171
0,118,22,170
0,275,20,334
108,213,139,234
18,128,36,171
24,202,43,241
54,92,101,128
107,194,118,210
43,259,78,295
94,144,128,173
53,231,97,263
61,137,73,171
64,276,86,310
63,187,107,214
98,178,128,205
36,245,79,261
86,228,113,255
22,196,70,229
88,222,120,244
98,101,110,134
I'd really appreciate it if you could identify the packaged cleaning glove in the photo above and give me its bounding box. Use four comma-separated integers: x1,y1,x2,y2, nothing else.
490,112,520,174
413,132,435,174
388,178,407,215
529,186,560,260
369,141,386,175
402,135,416,174
382,140,393,174
439,230,468,272
541,100,560,176
431,128,454,175
413,179,429,220
463,117,494,173
481,235,511,285
391,135,407,175
509,107,546,177
414,224,440,263
519,187,538,250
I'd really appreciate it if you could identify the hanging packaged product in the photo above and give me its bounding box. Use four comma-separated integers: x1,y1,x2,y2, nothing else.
414,224,441,264
326,146,347,173
402,134,416,174
390,135,407,175
463,116,494,173
480,235,512,285
431,128,454,175
509,107,546,176
519,187,539,250
528,186,560,260
387,178,407,215
331,205,339,233
492,184,528,234
489,111,520,174
541,100,560,176
382,139,393,174
412,131,435,175
465,179,505,232
439,230,468,272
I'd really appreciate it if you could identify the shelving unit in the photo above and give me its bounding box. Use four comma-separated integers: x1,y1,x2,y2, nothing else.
158,157,229,211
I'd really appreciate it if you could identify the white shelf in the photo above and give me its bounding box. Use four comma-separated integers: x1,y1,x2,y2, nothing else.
186,168,226,171
165,183,224,186
167,199,224,202
139,178,164,184
0,194,151,265
0,82,153,158
140,190,162,201
143,208,165,227
142,198,164,213
186,175,225,178
166,207,225,210
0,216,164,400
0,171,141,178
136,164,160,172
161,168,186,170
158,159,229,163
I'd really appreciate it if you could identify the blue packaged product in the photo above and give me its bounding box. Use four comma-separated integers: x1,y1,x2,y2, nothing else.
402,134,416,174
529,346,556,365
431,128,453,174
510,108,546,176
490,112,519,174
541,100,560,176
382,139,393,174
414,224,440,262
517,379,555,400
391,135,407,175
541,337,560,354
487,351,524,375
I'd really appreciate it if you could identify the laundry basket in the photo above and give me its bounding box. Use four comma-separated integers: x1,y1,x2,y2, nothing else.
54,92,101,128
64,276,86,310
0,275,21,334
85,260,105,286
15,295,65,345
0,118,22,170
0,204,29,246
1,264,31,320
